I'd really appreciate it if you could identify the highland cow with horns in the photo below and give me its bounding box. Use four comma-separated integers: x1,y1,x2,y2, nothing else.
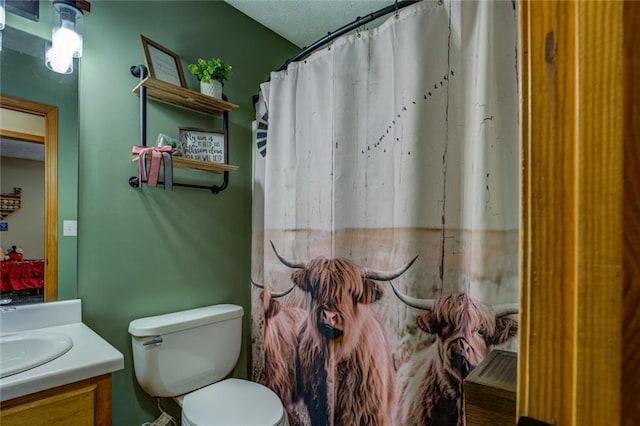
391,285,518,426
252,281,307,418
271,242,417,426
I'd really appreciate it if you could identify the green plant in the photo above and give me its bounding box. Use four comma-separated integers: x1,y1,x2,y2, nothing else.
187,58,232,85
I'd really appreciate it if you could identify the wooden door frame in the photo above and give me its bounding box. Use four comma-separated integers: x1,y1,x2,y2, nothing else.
518,1,638,424
0,94,58,301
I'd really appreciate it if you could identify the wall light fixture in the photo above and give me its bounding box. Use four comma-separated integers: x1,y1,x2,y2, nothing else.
45,0,91,74
0,0,5,31
0,0,6,52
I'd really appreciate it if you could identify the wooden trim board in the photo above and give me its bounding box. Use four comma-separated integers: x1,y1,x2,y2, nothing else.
517,1,638,424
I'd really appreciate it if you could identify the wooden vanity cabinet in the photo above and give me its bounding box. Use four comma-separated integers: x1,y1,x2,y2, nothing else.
0,374,112,426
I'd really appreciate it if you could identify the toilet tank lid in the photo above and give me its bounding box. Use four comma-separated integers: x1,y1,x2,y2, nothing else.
128,304,243,337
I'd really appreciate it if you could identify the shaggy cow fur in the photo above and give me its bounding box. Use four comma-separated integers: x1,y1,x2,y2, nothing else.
269,243,416,426
393,293,518,426
263,295,307,413
297,302,396,426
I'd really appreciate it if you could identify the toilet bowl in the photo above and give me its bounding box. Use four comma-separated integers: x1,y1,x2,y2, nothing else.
129,304,287,426
179,378,287,426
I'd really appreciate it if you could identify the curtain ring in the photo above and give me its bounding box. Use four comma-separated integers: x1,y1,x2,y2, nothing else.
395,0,399,18
354,16,363,37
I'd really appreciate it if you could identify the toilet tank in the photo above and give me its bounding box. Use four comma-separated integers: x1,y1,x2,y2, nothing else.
128,304,243,397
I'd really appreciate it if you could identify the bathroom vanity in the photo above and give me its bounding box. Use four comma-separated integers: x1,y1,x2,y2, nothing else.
0,300,124,425
1,374,112,425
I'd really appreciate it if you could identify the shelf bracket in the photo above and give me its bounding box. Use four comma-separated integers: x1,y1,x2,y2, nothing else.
209,105,231,194
210,171,228,194
130,65,148,147
128,176,228,193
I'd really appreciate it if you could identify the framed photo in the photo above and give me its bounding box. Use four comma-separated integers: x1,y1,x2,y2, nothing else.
140,35,186,88
6,0,39,21
179,128,226,164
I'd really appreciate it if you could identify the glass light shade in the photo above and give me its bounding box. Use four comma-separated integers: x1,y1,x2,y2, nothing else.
0,0,5,31
46,43,74,74
52,2,83,58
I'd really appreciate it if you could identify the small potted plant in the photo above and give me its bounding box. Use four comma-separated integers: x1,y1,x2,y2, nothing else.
187,58,232,99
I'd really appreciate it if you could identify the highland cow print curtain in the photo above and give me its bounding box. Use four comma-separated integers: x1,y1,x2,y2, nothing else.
251,1,518,425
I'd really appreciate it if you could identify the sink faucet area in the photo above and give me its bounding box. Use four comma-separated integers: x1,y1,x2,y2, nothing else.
0,300,123,402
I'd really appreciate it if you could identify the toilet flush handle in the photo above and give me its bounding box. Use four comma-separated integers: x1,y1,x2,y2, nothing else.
142,336,163,346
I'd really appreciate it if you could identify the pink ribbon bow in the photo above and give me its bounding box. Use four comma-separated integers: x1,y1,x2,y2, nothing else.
132,145,173,187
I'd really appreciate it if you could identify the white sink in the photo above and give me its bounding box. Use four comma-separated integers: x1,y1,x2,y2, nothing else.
0,331,73,378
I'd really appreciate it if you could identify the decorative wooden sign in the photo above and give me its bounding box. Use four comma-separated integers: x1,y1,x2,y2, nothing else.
179,127,226,164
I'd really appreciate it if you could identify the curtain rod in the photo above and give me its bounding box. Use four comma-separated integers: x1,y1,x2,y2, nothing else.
275,0,421,72
253,0,421,109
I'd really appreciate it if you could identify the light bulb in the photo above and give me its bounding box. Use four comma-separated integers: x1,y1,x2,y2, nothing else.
52,2,83,58
46,45,73,74
0,0,5,31
52,24,81,57
44,0,88,73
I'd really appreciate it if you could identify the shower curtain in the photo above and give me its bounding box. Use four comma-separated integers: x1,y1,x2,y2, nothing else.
251,1,518,425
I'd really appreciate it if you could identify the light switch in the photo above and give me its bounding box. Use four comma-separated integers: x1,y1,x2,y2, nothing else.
63,220,77,236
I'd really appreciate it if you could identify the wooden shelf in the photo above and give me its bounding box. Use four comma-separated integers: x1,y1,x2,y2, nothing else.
1,188,21,220
172,156,238,173
132,77,239,116
129,68,238,192
134,155,238,174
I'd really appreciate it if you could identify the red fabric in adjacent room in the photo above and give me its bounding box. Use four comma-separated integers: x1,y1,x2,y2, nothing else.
0,259,45,292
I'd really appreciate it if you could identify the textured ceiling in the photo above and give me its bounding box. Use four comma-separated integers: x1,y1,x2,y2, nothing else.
224,0,392,48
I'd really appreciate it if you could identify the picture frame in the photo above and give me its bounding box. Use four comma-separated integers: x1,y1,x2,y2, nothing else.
140,35,186,88
178,128,227,164
6,0,40,21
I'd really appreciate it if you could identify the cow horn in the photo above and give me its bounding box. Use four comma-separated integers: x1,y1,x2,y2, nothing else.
493,304,519,317
363,255,418,281
270,240,307,269
270,285,296,298
250,278,296,298
389,282,435,311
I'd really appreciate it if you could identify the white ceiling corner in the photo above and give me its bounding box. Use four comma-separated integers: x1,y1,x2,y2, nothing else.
223,0,392,48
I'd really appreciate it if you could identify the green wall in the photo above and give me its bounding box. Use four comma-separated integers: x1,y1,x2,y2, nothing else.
77,1,297,424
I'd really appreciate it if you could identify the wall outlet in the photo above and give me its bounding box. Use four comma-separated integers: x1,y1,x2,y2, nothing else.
63,220,77,236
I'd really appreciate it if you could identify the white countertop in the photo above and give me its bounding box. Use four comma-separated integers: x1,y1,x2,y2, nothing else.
0,300,124,401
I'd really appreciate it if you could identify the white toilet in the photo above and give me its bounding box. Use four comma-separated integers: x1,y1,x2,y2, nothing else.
128,304,288,426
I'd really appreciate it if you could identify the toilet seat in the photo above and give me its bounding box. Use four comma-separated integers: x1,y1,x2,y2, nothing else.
181,378,287,426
